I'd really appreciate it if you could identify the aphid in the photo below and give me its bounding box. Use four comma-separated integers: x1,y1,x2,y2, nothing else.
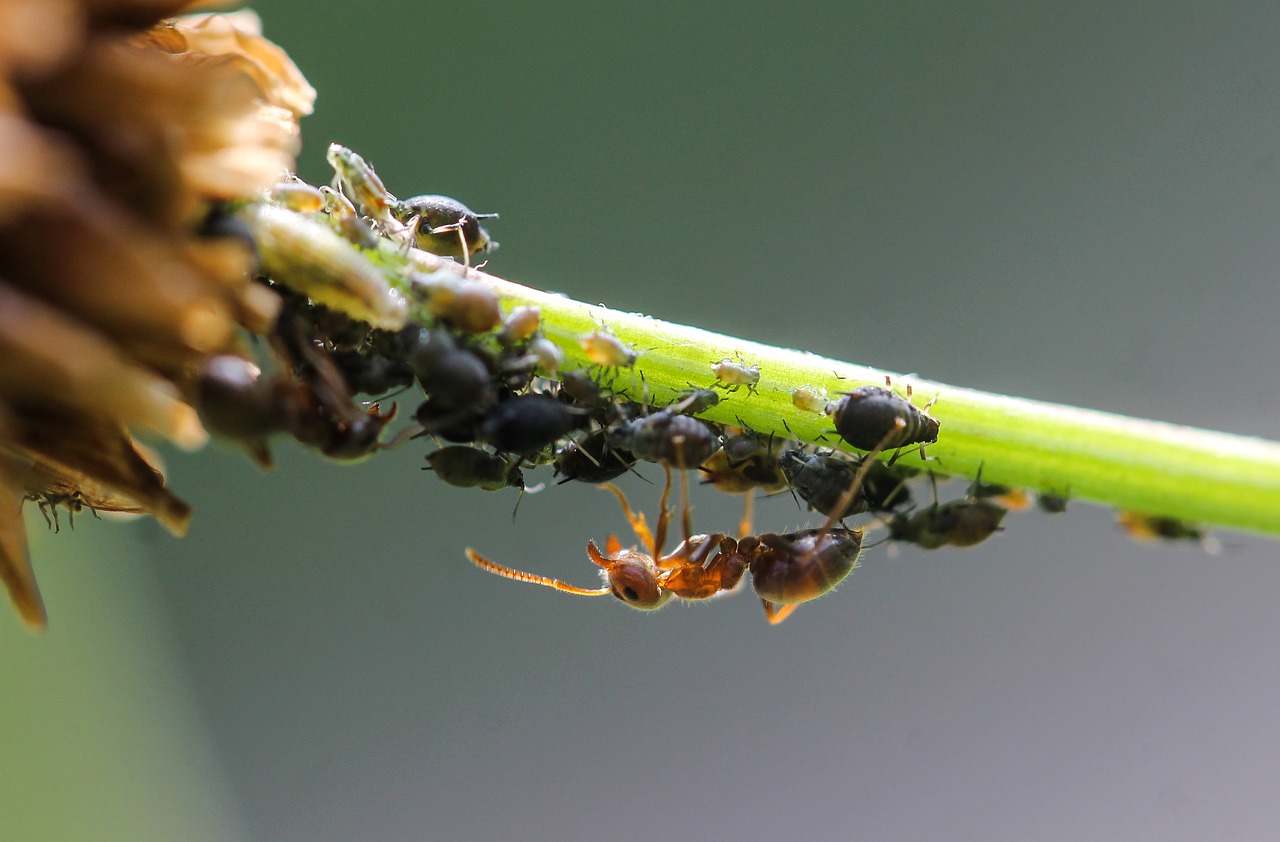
424,446,524,492
558,368,612,412
703,433,786,495
554,430,637,485
778,449,869,521
242,204,405,328
467,426,899,624
1037,491,1069,514
394,194,499,264
499,306,541,346
479,394,590,454
580,329,637,368
268,180,325,213
888,499,1006,549
607,410,720,469
829,382,939,461
791,385,831,414
667,388,720,416
1115,511,1204,543
528,337,564,373
969,479,1032,511
406,329,497,426
331,349,415,396
423,277,503,334
325,143,400,233
711,355,760,393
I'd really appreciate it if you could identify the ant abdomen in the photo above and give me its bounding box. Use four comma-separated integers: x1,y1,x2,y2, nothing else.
743,528,862,606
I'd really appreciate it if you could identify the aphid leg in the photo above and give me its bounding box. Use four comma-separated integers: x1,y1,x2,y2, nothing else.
430,220,471,267
761,599,798,625
466,548,611,597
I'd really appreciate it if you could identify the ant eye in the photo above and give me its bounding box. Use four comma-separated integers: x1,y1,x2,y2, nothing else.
621,586,640,602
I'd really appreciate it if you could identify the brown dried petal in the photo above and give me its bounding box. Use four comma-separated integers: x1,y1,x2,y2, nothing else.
0,284,207,449
8,407,193,537
0,445,45,631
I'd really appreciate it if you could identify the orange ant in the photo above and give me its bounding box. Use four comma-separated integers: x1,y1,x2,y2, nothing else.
466,423,905,624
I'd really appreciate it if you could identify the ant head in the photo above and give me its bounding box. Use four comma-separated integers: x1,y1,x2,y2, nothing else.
587,541,672,610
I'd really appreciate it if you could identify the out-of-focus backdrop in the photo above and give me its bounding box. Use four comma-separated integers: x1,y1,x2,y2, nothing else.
5,3,1280,840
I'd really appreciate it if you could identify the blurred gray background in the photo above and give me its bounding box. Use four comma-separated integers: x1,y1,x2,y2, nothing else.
7,2,1280,840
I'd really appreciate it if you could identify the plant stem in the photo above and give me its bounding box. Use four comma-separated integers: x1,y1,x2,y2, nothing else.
247,203,1280,539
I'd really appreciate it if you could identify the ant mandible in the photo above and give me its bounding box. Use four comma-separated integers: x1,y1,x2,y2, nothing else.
466,423,905,624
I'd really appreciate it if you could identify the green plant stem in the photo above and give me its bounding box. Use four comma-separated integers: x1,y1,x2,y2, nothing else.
247,204,1280,539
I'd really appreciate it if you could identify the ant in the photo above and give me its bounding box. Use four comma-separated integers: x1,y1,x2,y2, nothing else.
466,424,905,624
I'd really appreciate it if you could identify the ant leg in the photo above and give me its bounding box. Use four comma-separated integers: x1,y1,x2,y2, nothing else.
738,489,755,540
818,419,906,536
467,548,611,597
761,599,798,625
600,482,660,558
678,449,693,545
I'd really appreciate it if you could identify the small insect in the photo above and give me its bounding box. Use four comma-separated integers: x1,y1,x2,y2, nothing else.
607,410,720,469
778,449,869,521
479,394,590,454
422,277,503,334
466,427,901,624
528,337,564,373
1037,491,1069,514
580,329,637,368
704,433,786,495
424,446,524,492
969,477,1032,511
393,194,499,264
554,430,638,485
331,349,415,396
667,388,720,416
406,329,497,429
268,180,325,213
499,306,541,346
711,355,760,394
241,204,407,329
1116,510,1218,553
829,381,939,461
791,384,831,414
887,486,1006,549
21,479,144,533
326,143,398,231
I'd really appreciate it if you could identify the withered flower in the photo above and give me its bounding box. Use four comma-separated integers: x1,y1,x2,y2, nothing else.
0,2,314,630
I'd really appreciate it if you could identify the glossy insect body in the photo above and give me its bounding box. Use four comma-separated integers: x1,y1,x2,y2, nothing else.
554,430,637,484
579,330,637,368
608,410,720,469
424,446,523,492
711,356,760,393
739,528,862,620
702,433,786,494
393,194,498,262
889,500,1006,549
479,394,589,454
791,385,830,414
778,449,868,520
830,385,939,455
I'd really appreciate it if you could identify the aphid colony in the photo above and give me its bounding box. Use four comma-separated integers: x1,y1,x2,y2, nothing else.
169,144,1218,627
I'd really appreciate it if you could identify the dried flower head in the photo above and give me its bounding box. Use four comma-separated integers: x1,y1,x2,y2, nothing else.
0,3,313,630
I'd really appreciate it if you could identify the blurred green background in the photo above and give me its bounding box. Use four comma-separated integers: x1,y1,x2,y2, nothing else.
5,3,1280,840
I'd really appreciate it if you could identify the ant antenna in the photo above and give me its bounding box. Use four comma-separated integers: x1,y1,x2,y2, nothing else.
466,549,611,597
